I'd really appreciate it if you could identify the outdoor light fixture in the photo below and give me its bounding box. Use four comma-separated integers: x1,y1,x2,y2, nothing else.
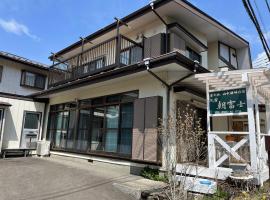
149,0,156,9
143,58,151,70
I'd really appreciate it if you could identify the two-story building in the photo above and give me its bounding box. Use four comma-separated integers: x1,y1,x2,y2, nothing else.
0,51,48,154
29,0,252,168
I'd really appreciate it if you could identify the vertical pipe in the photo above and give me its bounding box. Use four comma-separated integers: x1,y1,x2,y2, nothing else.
115,20,121,66
247,84,259,179
206,80,216,168
254,89,262,185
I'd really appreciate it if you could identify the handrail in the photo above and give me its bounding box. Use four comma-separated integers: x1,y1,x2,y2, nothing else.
48,34,143,87
209,131,249,135
50,35,134,69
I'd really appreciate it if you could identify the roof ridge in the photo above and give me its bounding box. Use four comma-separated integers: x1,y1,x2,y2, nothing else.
0,50,48,68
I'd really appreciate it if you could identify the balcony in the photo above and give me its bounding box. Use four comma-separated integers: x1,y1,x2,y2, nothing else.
48,35,143,88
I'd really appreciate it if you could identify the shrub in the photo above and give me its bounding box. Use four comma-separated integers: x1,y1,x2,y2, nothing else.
140,166,167,182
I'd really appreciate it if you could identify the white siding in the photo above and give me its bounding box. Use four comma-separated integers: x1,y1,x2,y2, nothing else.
0,57,48,95
1,97,45,149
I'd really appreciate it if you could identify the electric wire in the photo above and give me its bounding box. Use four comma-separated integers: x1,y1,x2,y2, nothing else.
265,0,270,14
242,0,270,61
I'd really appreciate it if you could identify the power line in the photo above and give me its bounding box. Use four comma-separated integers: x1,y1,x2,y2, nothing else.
266,0,270,13
253,0,268,34
242,0,270,61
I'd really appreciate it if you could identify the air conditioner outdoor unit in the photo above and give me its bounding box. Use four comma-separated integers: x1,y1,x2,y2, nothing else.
36,141,50,156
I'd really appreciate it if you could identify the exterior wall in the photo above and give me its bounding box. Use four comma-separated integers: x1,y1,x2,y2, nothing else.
0,57,48,95
44,72,168,138
237,48,252,69
0,96,45,149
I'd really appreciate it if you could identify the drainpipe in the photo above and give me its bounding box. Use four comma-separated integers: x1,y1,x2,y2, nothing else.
150,1,169,53
143,58,198,115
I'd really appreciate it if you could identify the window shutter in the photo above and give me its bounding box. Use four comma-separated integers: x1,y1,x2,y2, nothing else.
143,33,166,59
132,96,162,163
132,98,145,160
144,96,162,162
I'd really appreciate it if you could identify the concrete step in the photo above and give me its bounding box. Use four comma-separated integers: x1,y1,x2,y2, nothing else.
113,178,167,199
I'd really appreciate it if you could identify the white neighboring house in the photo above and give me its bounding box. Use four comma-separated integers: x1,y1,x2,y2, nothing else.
253,52,270,68
0,51,48,153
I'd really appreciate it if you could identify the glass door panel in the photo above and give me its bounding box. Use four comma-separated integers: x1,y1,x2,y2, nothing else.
54,113,62,148
105,105,119,152
60,111,69,149
77,109,91,151
91,107,105,151
66,110,76,149
119,103,133,154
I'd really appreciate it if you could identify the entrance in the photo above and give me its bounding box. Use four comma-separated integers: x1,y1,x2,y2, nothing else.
20,111,41,149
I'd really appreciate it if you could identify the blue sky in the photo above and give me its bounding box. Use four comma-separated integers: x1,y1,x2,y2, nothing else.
0,0,269,65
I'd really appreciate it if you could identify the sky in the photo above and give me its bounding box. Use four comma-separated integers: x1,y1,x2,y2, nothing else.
0,0,269,65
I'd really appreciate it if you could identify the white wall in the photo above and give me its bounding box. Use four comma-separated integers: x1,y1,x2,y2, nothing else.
0,57,48,95
0,96,45,149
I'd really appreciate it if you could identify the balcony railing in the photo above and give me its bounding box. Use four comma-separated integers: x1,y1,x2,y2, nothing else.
48,35,143,88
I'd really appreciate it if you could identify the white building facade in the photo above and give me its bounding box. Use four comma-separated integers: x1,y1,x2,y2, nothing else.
0,51,48,153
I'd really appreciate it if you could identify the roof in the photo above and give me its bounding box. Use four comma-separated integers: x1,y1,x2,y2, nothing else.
50,0,249,59
0,51,49,71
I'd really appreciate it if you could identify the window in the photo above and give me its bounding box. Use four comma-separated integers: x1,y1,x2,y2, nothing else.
219,42,238,69
120,47,142,66
24,112,40,129
77,109,91,151
21,71,46,89
0,65,3,82
47,91,139,156
186,47,201,63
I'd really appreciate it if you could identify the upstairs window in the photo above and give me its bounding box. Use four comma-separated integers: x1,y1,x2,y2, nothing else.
219,42,238,69
186,47,201,64
21,70,46,89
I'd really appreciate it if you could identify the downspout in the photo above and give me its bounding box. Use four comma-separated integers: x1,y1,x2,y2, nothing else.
150,1,169,53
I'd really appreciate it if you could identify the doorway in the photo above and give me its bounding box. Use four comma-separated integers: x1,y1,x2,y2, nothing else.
20,111,42,149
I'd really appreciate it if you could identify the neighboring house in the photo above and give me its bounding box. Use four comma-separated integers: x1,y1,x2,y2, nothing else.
0,51,48,152
30,0,252,167
253,53,270,68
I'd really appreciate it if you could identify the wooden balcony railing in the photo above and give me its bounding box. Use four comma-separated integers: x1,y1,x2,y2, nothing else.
48,35,143,88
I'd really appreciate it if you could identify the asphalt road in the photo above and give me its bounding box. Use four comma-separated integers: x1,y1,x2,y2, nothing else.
0,156,136,200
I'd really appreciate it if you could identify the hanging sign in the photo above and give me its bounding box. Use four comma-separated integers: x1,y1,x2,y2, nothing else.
209,88,247,115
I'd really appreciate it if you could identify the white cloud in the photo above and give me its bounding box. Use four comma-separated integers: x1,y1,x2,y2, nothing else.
0,18,39,41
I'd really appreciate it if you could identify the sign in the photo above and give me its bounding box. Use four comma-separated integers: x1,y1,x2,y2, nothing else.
209,88,247,115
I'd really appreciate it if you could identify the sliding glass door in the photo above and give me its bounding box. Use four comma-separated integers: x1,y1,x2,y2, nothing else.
77,109,91,151
105,105,119,152
91,107,105,151
47,91,138,157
